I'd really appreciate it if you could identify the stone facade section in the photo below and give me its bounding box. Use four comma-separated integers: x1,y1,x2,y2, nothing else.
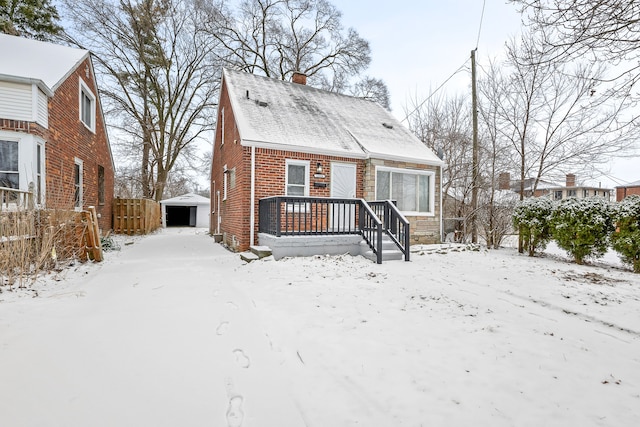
364,158,441,244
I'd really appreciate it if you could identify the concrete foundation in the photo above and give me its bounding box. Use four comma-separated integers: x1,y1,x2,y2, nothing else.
258,233,363,260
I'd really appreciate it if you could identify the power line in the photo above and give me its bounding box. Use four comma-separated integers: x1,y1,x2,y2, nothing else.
475,0,486,50
400,59,470,123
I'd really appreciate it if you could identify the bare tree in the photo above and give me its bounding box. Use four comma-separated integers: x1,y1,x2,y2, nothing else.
406,93,473,240
209,0,389,105
488,33,633,198
350,76,390,110
510,0,640,95
61,0,222,201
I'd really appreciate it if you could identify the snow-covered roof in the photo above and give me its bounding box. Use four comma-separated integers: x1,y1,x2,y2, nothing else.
222,68,443,166
160,193,210,206
617,179,640,188
0,34,89,93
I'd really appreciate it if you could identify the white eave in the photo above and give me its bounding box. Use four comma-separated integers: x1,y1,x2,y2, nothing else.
0,73,54,97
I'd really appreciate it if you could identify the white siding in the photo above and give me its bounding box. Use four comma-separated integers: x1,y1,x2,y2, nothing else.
36,88,48,128
0,81,32,121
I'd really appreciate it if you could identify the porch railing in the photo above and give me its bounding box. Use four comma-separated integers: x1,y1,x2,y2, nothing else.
369,200,411,261
258,196,410,263
0,186,35,212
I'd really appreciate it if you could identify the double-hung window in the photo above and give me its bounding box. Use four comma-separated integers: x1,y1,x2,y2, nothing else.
285,160,309,212
74,158,83,210
375,166,435,214
79,79,96,132
285,160,309,196
0,140,19,190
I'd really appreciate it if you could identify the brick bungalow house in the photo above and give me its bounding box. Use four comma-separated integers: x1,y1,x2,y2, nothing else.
616,180,640,201
0,34,114,230
210,68,443,259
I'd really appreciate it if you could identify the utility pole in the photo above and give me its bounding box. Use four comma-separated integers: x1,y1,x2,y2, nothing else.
470,49,479,244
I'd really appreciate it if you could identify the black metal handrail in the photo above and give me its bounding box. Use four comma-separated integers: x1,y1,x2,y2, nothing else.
369,200,411,261
258,196,411,263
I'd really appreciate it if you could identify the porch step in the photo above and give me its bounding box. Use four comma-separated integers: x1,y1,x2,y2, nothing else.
359,238,405,262
240,245,273,263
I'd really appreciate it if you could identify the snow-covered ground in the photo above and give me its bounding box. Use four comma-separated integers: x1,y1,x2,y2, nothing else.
1,228,639,426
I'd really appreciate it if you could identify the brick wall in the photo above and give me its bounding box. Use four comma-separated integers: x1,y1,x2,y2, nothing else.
617,185,640,201
46,57,114,231
364,158,441,244
0,119,48,139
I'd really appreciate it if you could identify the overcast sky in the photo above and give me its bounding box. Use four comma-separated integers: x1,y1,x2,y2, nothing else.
338,1,637,188
339,0,523,118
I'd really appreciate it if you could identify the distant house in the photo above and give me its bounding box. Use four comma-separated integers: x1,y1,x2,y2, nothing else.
160,193,210,228
505,173,612,202
0,34,114,230
615,180,640,201
210,68,443,259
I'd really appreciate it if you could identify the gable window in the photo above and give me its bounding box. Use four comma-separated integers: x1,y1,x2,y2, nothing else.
79,79,96,132
98,165,105,205
0,140,19,190
375,166,435,214
285,160,309,196
221,107,225,146
74,158,83,210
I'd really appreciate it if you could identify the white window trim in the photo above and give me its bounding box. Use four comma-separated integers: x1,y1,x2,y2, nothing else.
375,166,436,216
74,157,83,211
78,78,96,133
223,164,228,201
285,159,310,196
285,159,310,212
221,107,225,146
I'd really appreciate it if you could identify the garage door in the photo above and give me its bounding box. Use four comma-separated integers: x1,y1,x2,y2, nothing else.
166,206,197,227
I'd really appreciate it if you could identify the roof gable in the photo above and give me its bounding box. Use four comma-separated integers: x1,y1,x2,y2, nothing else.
0,34,89,92
222,68,442,165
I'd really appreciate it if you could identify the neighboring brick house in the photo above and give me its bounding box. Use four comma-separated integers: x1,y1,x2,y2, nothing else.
505,173,612,202
0,34,114,230
616,180,640,201
211,68,443,253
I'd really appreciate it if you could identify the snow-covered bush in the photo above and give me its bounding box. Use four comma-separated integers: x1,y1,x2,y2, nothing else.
611,195,640,273
550,197,614,265
512,197,555,256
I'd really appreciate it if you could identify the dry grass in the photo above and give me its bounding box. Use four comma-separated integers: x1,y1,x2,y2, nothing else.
0,209,88,289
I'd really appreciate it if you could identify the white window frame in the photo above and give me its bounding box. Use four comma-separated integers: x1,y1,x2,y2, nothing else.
285,159,310,196
223,164,228,201
79,78,96,133
285,159,310,212
375,166,436,216
74,158,83,211
36,143,44,205
220,107,225,146
0,139,20,190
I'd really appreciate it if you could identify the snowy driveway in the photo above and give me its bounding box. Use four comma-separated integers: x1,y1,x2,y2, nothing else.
1,228,640,426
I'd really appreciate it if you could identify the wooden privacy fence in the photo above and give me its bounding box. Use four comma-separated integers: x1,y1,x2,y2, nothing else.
112,198,161,235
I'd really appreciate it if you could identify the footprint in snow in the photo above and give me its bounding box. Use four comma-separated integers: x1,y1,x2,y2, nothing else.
216,321,229,336
227,301,239,310
226,395,244,427
233,349,250,368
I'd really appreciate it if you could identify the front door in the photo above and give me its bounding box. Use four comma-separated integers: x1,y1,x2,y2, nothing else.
330,162,357,230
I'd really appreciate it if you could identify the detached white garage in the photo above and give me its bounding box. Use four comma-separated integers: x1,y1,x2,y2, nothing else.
160,193,211,228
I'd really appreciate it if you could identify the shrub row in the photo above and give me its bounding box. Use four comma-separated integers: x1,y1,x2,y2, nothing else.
513,195,640,272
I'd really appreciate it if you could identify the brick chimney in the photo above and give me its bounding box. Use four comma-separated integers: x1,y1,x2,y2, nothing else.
292,71,307,85
566,173,576,187
498,172,511,190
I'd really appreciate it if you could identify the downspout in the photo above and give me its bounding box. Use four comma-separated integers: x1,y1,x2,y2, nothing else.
439,165,443,243
250,145,256,247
